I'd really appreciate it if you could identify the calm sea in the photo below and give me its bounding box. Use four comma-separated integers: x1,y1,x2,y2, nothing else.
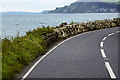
2,13,118,38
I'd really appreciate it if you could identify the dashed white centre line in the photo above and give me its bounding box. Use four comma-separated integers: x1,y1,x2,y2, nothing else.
116,31,120,33
100,31,119,79
102,37,107,41
100,42,104,48
100,49,106,58
108,33,114,36
105,62,116,79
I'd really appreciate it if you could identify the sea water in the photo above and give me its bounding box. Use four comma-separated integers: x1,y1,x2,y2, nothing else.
2,13,118,38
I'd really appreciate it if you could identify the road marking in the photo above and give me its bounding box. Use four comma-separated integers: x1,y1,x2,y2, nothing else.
22,45,58,79
102,37,107,41
22,29,119,79
22,31,84,79
100,42,104,48
22,29,103,79
108,33,114,36
100,31,118,79
58,41,64,46
116,31,120,33
105,62,116,79
64,38,71,42
100,49,106,58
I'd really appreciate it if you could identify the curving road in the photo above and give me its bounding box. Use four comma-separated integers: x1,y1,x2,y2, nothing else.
23,27,119,79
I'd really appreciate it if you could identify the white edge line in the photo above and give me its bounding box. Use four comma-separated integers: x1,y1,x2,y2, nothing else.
22,29,114,79
100,49,106,58
22,45,58,79
100,42,104,48
21,32,82,79
105,62,116,79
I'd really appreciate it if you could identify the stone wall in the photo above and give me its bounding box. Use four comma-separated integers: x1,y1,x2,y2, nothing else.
43,18,120,47
43,32,58,47
54,18,120,38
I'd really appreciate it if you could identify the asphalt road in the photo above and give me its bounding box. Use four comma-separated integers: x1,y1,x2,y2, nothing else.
24,27,119,78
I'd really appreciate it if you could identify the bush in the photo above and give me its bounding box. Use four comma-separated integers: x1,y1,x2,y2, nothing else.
2,26,54,79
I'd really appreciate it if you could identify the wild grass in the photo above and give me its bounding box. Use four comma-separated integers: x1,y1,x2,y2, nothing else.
2,26,55,78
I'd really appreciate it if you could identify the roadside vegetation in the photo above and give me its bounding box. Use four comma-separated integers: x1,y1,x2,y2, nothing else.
2,18,120,79
2,26,56,78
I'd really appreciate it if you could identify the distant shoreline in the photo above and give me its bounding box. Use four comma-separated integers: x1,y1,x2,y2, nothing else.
0,12,119,14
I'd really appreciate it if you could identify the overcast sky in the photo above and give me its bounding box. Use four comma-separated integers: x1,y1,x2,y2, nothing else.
0,0,76,12
0,0,119,12
77,0,120,2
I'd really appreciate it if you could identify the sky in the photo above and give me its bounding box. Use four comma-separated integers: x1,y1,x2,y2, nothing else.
0,0,77,12
0,0,119,12
77,0,120,2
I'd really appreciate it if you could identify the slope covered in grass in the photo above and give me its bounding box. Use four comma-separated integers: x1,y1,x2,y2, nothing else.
2,26,55,78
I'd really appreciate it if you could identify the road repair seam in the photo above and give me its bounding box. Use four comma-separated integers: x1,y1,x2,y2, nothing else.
100,31,119,79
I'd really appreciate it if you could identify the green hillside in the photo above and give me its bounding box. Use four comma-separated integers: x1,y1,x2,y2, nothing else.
49,2,119,13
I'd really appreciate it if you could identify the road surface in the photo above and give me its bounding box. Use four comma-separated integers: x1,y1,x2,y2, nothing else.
23,27,119,79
